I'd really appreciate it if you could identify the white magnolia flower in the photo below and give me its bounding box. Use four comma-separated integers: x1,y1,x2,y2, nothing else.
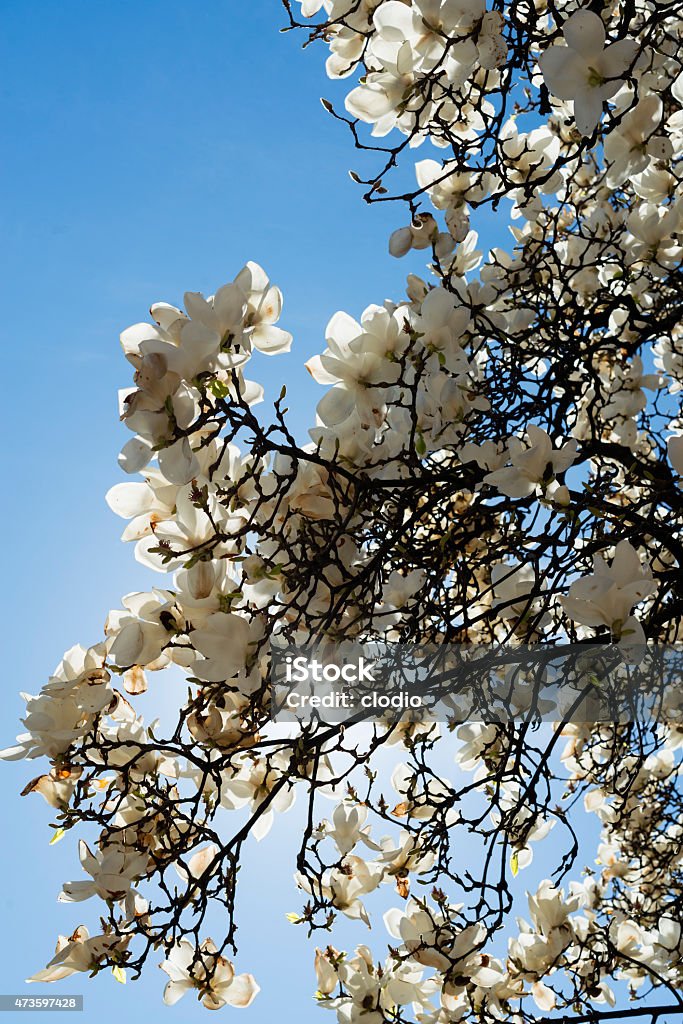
626,201,683,268
223,753,296,840
106,469,177,542
132,483,236,574
389,214,454,258
413,286,471,362
475,9,507,69
105,590,178,670
604,94,670,186
326,801,382,856
160,939,259,1010
336,947,431,1022
561,540,658,639
456,722,504,771
528,879,581,936
116,263,287,459
10,10,683,1009
314,947,339,996
0,646,112,760
306,306,404,426
345,46,417,138
174,843,219,884
415,159,492,213
500,119,561,189
386,903,501,987
391,761,454,821
297,856,383,926
600,354,663,420
384,899,451,971
447,229,483,276
184,262,292,359
458,438,508,472
484,425,577,498
59,840,149,904
234,261,293,355
20,767,83,809
377,829,436,876
328,857,385,925
28,928,128,984
190,611,260,685
1,690,99,762
539,11,638,135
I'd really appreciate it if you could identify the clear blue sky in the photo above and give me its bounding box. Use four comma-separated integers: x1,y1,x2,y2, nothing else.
0,2,506,1021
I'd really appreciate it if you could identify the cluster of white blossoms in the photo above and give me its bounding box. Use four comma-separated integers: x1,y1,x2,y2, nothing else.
312,878,614,1021
3,0,683,1017
305,712,683,1023
294,0,682,260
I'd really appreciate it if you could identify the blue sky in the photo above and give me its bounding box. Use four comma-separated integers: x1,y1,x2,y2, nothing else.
0,2,509,1021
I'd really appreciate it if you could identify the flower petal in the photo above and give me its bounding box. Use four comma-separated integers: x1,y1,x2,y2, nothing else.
563,10,605,59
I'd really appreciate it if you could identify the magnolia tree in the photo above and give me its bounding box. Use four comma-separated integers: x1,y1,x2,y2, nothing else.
4,0,683,1020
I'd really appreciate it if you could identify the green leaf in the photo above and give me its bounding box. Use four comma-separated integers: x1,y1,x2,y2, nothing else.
209,379,230,400
49,828,65,846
